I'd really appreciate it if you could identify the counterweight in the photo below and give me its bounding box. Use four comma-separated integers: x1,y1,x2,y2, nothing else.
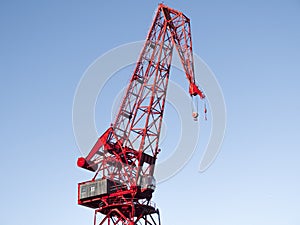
77,4,205,225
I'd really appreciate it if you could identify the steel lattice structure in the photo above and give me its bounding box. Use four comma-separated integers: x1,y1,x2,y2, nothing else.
77,4,205,225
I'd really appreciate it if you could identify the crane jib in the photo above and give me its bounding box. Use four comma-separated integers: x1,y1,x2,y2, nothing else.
76,4,206,225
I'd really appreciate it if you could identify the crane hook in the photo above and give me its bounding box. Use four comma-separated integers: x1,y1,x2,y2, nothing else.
204,103,207,120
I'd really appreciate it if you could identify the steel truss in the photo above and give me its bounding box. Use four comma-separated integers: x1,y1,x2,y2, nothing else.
77,4,205,225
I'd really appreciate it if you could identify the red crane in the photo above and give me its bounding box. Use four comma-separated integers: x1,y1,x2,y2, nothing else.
77,4,205,225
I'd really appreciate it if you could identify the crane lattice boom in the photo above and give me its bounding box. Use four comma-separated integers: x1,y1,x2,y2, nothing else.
77,4,205,225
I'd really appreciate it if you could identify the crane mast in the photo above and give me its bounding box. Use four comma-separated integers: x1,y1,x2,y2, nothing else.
77,4,205,225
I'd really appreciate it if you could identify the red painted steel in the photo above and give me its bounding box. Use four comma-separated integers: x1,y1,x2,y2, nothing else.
77,4,205,225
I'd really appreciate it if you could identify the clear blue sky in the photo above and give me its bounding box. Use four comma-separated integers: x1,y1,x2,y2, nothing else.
0,1,299,225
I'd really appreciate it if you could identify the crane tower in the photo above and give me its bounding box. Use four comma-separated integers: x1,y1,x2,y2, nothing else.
77,4,205,225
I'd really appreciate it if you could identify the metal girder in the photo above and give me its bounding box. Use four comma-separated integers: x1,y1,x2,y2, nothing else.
77,3,205,225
